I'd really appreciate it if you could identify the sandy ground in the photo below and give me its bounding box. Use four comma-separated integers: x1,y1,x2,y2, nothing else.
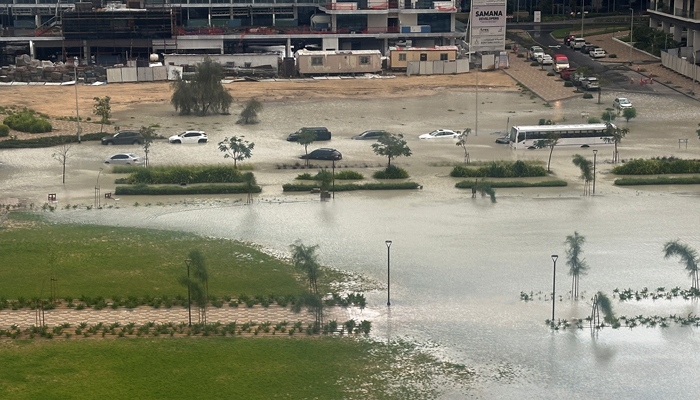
0,72,517,135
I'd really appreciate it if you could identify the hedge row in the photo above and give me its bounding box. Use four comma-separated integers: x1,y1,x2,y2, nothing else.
114,166,247,184
614,176,700,186
0,133,103,148
373,165,409,179
296,170,364,180
611,158,700,175
114,184,262,195
3,111,52,133
455,180,567,188
450,161,547,178
282,182,420,192
0,124,9,137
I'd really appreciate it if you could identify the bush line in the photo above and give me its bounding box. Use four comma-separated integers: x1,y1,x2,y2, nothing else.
614,176,700,186
283,182,420,192
115,184,262,195
0,132,104,148
450,161,547,178
113,165,249,184
611,157,700,175
455,180,567,188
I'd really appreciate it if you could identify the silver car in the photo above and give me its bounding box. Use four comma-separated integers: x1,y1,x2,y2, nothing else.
169,130,208,144
104,153,143,165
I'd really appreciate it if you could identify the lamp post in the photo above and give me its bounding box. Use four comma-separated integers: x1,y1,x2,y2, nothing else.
629,9,634,64
551,254,558,322
74,57,81,143
592,149,598,194
332,159,335,199
385,240,392,306
185,258,192,326
580,1,585,39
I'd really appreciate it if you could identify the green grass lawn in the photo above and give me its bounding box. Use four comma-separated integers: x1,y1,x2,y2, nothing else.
0,213,305,299
0,337,472,399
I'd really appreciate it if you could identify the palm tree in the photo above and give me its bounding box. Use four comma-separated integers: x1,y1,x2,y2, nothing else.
663,240,699,290
456,128,471,165
572,154,593,195
602,122,629,163
290,241,323,326
242,172,256,204
473,180,496,203
534,133,559,172
565,231,588,299
591,291,617,329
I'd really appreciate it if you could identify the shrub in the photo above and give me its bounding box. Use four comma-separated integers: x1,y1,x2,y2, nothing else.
530,62,539,66
295,173,314,180
564,81,574,87
615,176,700,185
114,165,246,185
587,117,601,123
373,165,409,179
0,132,103,149
282,182,419,192
608,54,617,58
3,111,52,133
611,157,700,175
334,170,364,180
114,184,261,196
455,180,567,188
547,72,555,76
582,93,593,99
517,53,525,58
0,124,9,137
450,161,547,178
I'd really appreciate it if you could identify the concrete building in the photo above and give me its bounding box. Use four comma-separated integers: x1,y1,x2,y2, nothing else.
648,0,700,80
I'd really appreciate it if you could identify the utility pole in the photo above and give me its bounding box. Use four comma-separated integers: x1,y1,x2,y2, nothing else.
74,57,81,143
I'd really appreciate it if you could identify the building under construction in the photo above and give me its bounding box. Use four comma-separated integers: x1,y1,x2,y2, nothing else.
0,0,463,67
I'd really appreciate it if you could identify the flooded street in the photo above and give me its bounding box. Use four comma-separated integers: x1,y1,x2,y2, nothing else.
2,89,700,398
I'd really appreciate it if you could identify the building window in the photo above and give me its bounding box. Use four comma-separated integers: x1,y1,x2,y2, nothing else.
398,53,406,61
440,53,448,61
311,57,323,66
420,53,427,61
359,56,370,65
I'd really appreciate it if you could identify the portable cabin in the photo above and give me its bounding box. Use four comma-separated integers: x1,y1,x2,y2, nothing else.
295,49,382,76
389,46,458,70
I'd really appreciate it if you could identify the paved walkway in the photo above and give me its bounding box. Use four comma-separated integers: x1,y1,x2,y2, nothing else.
0,304,370,329
503,48,577,102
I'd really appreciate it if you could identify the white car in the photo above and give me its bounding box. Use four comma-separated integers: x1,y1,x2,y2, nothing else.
104,153,143,165
539,54,553,65
589,48,606,58
419,129,460,139
169,130,208,144
530,46,544,61
613,98,632,109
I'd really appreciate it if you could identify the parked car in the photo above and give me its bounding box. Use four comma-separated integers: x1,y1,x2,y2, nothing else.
572,38,586,50
613,97,632,109
589,48,606,58
287,127,331,141
559,67,576,80
352,130,388,140
530,46,544,61
539,54,553,65
169,130,207,144
563,34,576,47
581,77,600,90
495,136,511,144
419,129,460,139
101,130,143,145
104,153,143,165
300,148,342,160
581,43,596,54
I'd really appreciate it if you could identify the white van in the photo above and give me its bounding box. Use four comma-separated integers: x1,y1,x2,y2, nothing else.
572,38,586,50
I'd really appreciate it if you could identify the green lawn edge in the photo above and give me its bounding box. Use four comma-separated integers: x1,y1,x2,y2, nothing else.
283,182,420,192
114,184,262,195
614,176,700,186
455,180,567,188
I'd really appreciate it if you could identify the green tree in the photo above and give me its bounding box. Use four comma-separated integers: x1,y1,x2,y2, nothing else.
534,133,559,172
242,172,256,204
297,129,316,167
139,125,157,168
92,96,111,133
602,122,629,163
170,57,233,116
565,231,588,299
178,249,209,324
601,109,616,123
456,128,471,165
290,241,323,326
237,98,263,125
663,240,699,290
371,133,412,167
622,107,637,123
473,180,496,203
315,169,333,199
572,154,592,195
218,136,254,168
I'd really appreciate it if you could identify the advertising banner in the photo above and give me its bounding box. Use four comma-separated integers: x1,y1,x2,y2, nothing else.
471,35,506,51
534,11,541,23
472,5,507,27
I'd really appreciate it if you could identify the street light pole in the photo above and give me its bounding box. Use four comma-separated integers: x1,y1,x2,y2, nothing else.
551,254,558,322
385,240,392,306
185,258,192,326
332,159,335,199
592,149,598,194
629,9,634,64
74,57,81,143
581,0,585,38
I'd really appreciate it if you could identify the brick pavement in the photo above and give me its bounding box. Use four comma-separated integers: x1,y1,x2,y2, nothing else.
503,49,578,103
0,304,369,329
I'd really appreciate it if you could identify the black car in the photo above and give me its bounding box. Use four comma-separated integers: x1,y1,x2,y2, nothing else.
101,130,144,145
581,43,596,54
352,130,388,140
300,148,342,160
287,127,331,141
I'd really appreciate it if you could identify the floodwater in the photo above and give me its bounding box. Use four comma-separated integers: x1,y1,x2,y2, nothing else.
2,89,700,398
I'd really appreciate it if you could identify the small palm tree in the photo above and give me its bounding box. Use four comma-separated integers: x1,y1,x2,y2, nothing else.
572,154,593,195
456,128,471,165
473,180,496,203
290,241,323,326
591,292,617,328
565,231,588,299
602,122,629,163
663,240,699,290
242,172,256,204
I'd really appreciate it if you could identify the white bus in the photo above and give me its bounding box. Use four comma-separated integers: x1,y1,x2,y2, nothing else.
508,123,614,150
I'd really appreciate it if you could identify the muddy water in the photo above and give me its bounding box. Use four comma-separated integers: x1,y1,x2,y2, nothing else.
3,90,700,398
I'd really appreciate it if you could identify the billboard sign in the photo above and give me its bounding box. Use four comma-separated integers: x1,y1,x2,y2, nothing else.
472,5,507,27
471,0,506,52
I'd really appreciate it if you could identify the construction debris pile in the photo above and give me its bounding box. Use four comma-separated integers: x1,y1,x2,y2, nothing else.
0,55,108,83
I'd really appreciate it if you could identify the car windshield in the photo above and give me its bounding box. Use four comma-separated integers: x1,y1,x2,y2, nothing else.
619,99,629,104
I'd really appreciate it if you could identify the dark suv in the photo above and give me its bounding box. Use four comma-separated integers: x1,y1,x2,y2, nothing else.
286,127,331,142
300,148,342,160
101,130,144,145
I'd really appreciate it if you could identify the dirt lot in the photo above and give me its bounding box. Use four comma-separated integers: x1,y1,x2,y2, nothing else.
0,72,517,138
